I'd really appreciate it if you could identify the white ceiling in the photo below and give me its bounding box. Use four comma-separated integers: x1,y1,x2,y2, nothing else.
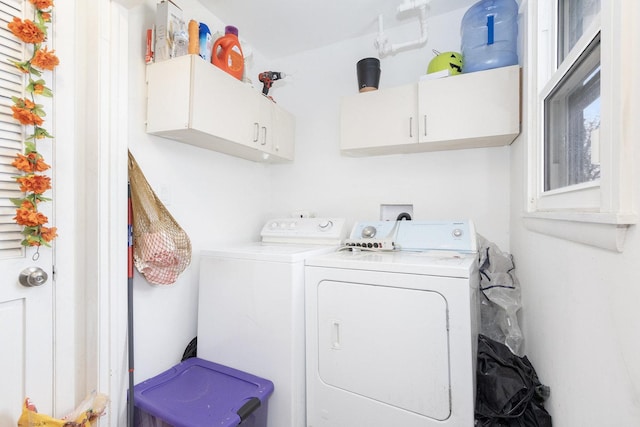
200,0,476,59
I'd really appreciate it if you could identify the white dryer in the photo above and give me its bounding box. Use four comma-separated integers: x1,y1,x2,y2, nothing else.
305,221,479,427
197,217,346,427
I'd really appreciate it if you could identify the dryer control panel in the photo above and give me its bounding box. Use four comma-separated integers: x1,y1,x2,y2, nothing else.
343,221,399,250
261,217,347,245
344,220,477,253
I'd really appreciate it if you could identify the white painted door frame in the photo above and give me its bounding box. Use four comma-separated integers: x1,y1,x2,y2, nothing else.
85,1,131,425
52,1,130,424
51,0,80,417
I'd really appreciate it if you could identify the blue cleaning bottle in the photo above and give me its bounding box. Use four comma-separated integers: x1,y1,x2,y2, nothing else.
199,23,213,62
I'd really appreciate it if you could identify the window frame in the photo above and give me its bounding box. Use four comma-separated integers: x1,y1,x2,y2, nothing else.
524,0,637,251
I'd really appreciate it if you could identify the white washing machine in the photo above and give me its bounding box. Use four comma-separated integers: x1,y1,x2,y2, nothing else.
197,217,346,427
305,220,479,427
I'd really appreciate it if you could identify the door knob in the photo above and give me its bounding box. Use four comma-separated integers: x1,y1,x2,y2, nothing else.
19,266,48,287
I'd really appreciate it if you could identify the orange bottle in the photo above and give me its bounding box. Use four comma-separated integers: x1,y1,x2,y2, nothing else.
211,25,244,80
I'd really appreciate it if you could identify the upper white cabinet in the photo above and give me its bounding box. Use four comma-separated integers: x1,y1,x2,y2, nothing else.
340,65,521,156
341,83,418,151
146,55,295,163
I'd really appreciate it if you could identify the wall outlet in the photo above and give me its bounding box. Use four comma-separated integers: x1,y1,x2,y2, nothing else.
380,204,413,221
291,210,316,218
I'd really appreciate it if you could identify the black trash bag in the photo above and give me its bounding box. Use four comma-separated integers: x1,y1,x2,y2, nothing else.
475,334,553,427
181,336,197,361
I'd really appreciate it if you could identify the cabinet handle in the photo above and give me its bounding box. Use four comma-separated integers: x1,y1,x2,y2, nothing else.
261,126,267,145
409,117,413,138
423,115,427,136
253,122,259,142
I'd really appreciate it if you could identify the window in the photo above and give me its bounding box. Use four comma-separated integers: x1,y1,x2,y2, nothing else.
557,0,600,62
544,36,600,192
525,0,636,251
0,0,26,259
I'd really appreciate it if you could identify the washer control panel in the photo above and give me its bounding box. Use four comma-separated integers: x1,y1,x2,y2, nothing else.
261,218,347,244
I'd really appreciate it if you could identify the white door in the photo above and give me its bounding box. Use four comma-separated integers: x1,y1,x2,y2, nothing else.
0,249,54,424
0,0,55,423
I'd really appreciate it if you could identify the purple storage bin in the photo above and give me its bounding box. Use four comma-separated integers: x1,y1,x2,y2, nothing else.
133,357,274,427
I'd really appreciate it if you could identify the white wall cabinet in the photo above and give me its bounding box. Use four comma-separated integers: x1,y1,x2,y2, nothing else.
340,65,520,156
146,55,295,162
341,84,418,151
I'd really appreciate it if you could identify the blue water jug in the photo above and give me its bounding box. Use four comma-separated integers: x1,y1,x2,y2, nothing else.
461,0,518,73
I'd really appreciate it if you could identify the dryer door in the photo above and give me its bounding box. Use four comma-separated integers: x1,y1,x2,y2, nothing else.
317,279,450,420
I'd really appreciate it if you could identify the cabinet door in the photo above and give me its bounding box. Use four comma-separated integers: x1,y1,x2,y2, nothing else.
252,94,274,152
146,55,192,133
417,65,520,148
340,84,417,154
251,97,295,162
191,57,258,149
271,105,295,161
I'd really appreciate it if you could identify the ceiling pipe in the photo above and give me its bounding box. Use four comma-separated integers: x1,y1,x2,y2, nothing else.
375,0,432,57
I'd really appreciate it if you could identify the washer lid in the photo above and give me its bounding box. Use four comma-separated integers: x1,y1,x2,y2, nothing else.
306,250,477,278
201,242,338,263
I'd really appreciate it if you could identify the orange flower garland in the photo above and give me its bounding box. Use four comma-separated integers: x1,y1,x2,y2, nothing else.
8,0,58,247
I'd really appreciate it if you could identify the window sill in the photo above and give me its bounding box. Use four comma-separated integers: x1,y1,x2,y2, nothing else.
522,211,637,252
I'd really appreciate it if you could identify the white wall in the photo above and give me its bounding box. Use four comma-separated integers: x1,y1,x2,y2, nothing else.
508,4,640,426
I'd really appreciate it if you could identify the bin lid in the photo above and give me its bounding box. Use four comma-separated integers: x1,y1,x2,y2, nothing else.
133,357,274,427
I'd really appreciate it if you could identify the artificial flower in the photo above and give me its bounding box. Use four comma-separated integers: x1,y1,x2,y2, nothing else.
14,206,48,227
12,152,50,173
23,232,43,246
40,226,58,242
27,79,53,97
7,17,46,44
30,0,54,11
18,200,37,211
11,97,46,125
11,105,44,126
16,174,51,194
12,60,42,77
25,236,40,246
12,60,31,74
31,127,54,140
16,97,37,109
32,46,59,71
